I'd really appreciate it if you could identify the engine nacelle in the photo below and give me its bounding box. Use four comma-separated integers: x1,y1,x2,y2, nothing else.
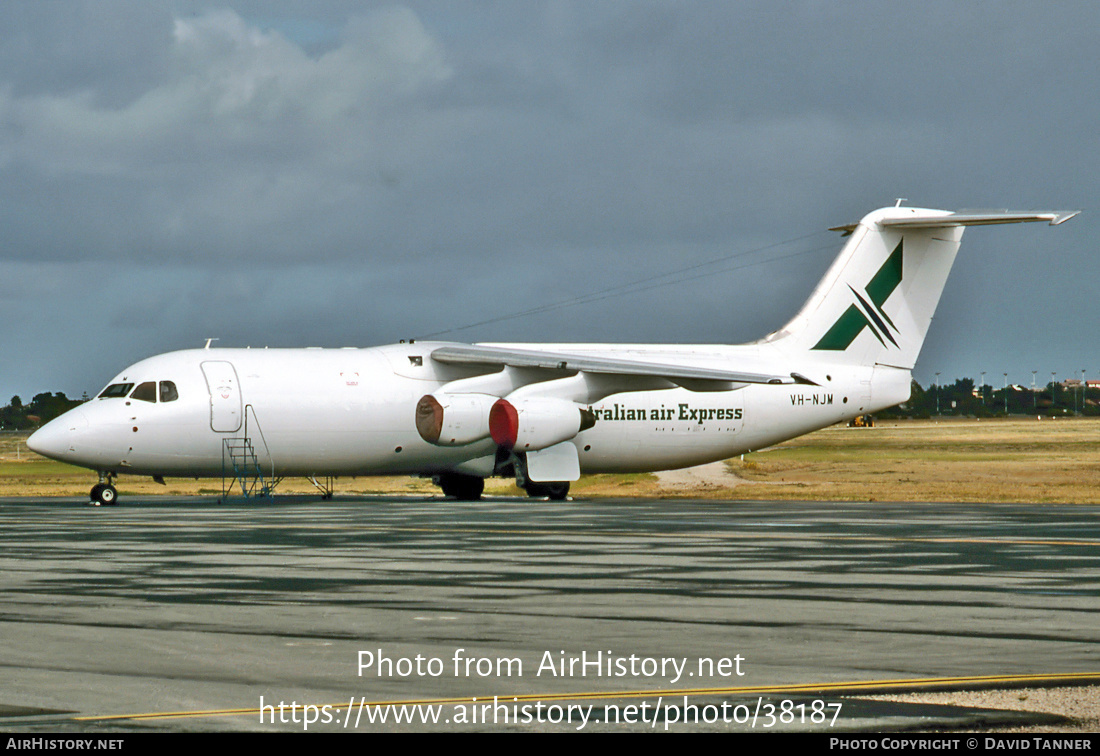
489,397,596,451
415,393,496,446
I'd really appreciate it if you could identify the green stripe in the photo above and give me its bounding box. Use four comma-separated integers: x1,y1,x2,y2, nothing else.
811,240,903,351
813,305,869,351
865,241,903,307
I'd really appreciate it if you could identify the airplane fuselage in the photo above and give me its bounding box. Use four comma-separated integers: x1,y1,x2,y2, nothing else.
33,342,907,481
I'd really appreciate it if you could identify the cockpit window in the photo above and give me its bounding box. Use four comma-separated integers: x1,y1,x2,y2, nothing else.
159,381,179,403
131,381,157,403
99,383,134,399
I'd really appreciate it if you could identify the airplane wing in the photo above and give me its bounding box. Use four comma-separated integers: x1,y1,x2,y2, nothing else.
430,344,817,386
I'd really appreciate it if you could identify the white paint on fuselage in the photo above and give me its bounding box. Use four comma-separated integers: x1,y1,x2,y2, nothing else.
32,342,907,480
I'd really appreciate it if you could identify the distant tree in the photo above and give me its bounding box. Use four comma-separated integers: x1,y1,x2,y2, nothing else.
2,393,83,429
1,396,31,430
26,392,83,425
946,378,977,415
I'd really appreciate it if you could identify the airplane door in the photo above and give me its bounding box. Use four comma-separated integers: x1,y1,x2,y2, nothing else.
201,361,242,432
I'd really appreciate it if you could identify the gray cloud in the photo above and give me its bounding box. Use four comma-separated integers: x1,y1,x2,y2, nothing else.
1,1,1096,402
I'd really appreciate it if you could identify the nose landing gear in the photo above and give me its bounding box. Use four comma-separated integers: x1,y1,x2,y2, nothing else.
90,474,118,506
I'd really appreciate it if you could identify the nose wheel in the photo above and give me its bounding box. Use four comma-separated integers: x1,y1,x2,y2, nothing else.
90,476,119,506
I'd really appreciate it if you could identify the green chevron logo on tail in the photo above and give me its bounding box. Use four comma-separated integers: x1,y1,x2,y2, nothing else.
813,241,903,351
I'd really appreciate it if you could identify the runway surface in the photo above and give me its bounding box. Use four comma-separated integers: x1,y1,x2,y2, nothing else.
1,495,1098,732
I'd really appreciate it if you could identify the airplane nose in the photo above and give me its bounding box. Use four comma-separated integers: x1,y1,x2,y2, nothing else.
27,409,88,460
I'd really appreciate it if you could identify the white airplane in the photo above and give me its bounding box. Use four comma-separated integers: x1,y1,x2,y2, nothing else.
28,204,1077,505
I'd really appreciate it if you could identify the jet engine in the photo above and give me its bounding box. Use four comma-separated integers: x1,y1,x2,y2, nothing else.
415,393,496,446
488,397,596,451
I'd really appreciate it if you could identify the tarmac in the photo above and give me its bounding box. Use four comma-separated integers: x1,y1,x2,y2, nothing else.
0,494,1098,732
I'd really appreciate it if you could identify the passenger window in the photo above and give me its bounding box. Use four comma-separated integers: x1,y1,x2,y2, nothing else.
131,382,157,403
160,381,179,403
98,383,134,399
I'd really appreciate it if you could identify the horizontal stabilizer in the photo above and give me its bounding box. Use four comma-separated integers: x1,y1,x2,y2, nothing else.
828,210,1079,235
879,210,1080,228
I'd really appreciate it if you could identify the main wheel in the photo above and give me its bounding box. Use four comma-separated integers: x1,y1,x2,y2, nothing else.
524,481,569,500
437,473,484,501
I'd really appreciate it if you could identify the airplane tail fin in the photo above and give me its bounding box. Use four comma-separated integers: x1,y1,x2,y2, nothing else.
762,206,1078,369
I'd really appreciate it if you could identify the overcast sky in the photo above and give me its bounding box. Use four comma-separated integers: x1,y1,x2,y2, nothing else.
2,1,1096,402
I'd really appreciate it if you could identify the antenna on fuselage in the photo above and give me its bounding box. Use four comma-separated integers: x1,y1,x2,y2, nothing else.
204,338,219,350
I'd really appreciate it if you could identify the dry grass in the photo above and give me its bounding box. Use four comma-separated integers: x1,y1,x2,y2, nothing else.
868,686,1100,733
726,416,1100,504
2,416,1098,502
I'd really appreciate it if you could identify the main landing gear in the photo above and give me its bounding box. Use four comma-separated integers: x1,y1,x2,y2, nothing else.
493,448,570,500
434,474,569,501
523,481,570,500
435,472,485,501
90,474,118,506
